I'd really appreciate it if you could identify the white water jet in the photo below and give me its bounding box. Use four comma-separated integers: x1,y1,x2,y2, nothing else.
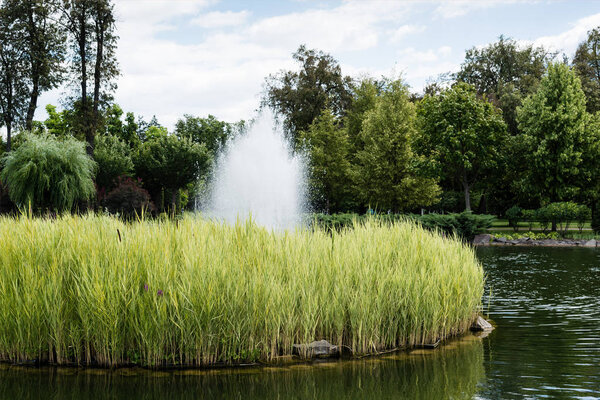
203,113,307,230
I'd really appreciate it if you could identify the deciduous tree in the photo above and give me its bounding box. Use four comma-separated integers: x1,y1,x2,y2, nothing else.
416,82,507,211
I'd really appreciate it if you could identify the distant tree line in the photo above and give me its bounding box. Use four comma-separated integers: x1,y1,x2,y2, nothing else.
1,0,600,228
263,33,600,230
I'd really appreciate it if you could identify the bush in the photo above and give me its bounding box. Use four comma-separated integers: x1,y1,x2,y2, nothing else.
419,212,494,242
521,209,536,231
543,202,581,235
102,176,155,218
505,206,522,231
592,202,600,234
575,204,591,232
313,212,493,241
94,134,134,191
0,133,96,211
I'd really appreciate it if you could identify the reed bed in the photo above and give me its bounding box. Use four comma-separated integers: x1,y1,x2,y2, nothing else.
0,214,484,367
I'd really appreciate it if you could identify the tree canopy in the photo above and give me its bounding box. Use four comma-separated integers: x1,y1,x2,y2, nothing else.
416,82,508,211
262,45,353,150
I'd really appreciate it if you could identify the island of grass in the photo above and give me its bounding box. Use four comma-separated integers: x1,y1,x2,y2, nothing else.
0,215,484,368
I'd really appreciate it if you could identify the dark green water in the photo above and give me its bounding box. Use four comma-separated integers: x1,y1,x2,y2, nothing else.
1,247,598,399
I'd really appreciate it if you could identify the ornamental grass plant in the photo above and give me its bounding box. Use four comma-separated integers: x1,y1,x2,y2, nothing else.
0,214,484,367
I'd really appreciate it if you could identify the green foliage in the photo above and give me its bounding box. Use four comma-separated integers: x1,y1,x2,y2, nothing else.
262,45,353,149
499,231,559,240
133,135,212,210
416,82,508,211
592,202,600,234
516,63,589,203
521,209,536,231
575,203,591,232
573,27,600,113
418,212,495,242
542,202,582,235
0,214,483,367
93,134,133,190
456,35,552,134
313,211,493,241
102,176,154,218
0,133,96,210
175,114,240,156
299,109,351,213
354,79,440,212
505,205,522,231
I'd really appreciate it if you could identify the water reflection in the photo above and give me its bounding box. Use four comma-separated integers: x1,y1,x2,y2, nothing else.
477,247,600,400
0,337,484,400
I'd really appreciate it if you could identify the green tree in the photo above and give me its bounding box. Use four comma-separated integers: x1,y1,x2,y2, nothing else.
354,80,440,212
0,133,96,210
345,78,380,157
456,36,553,134
573,27,600,113
416,82,508,211
94,134,133,191
262,45,353,150
174,114,239,156
516,62,589,207
299,109,351,213
61,0,118,155
133,135,211,211
44,104,72,136
3,0,66,131
0,4,29,152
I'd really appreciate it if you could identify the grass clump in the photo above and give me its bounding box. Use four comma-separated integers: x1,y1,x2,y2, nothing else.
0,214,484,368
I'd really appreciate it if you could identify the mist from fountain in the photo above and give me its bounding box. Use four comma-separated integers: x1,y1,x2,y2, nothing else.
203,112,307,230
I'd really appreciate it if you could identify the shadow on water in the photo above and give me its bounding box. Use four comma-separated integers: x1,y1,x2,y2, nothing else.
0,336,484,400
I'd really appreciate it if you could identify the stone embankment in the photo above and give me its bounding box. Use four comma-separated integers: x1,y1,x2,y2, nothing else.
473,234,598,247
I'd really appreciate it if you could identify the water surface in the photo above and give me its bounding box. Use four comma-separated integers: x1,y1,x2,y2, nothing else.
1,246,598,399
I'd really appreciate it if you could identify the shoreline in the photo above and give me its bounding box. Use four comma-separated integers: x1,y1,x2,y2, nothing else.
474,234,598,247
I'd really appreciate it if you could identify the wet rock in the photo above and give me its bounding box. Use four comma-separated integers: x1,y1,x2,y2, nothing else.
495,237,508,244
473,234,492,245
293,340,339,358
470,316,494,332
582,239,597,247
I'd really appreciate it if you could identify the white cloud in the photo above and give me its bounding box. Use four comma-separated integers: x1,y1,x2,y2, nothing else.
531,12,600,55
434,0,530,19
388,24,426,44
190,10,251,29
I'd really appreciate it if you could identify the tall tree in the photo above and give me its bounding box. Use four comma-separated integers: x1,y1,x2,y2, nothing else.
4,0,66,131
262,45,353,150
515,63,589,207
61,0,118,155
456,36,553,134
354,80,440,212
573,27,600,113
0,4,28,152
299,109,351,213
416,82,508,211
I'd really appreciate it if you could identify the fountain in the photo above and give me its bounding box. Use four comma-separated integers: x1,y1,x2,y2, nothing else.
203,112,307,230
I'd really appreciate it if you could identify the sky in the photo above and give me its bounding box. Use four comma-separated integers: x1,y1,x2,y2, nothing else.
33,0,600,130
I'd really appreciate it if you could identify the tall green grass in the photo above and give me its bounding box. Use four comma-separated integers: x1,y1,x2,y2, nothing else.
0,214,484,367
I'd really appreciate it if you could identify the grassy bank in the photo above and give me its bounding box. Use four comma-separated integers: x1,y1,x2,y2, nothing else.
0,214,484,368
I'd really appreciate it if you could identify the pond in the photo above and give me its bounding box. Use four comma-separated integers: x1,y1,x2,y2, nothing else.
0,247,598,399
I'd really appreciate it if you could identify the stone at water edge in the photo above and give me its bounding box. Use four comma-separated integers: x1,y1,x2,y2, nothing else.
582,239,597,247
473,234,493,245
470,316,494,332
293,340,339,358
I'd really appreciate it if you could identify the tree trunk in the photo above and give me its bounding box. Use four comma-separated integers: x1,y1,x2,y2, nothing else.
6,123,11,153
78,12,93,156
25,6,38,131
93,20,103,120
25,80,39,131
462,181,471,212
